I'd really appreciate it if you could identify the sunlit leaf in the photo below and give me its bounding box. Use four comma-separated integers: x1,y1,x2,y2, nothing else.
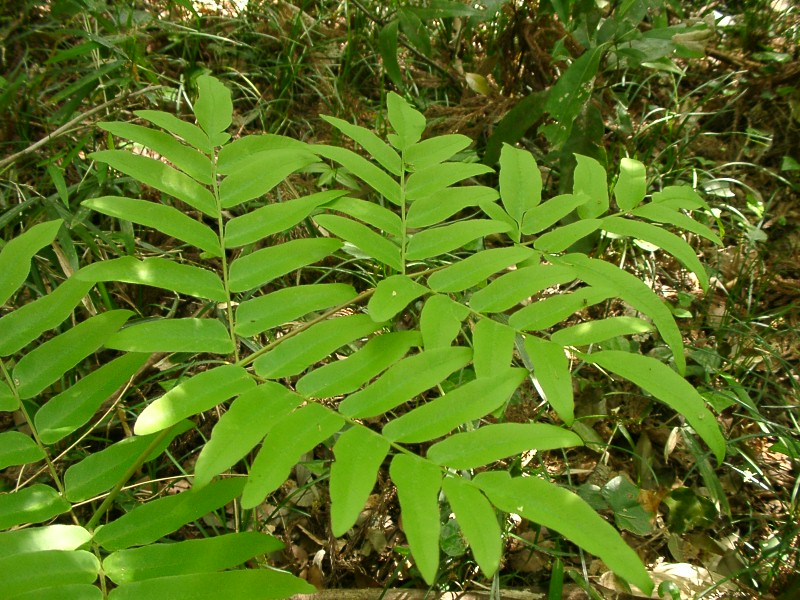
613,158,646,211
523,335,574,424
0,550,99,598
368,274,429,321
313,214,402,271
405,163,493,201
499,144,542,222
0,219,62,307
0,525,91,559
194,74,232,144
0,485,71,529
406,220,511,261
0,431,44,470
106,318,234,354
405,134,471,169
428,246,535,293
419,294,469,350
326,196,403,237
315,145,401,205
521,193,590,235
508,286,614,331
219,150,319,208
387,92,426,151
135,110,212,153
406,186,499,228
472,317,516,378
533,218,603,253
469,263,577,313
551,316,654,346
322,115,401,175
631,202,721,245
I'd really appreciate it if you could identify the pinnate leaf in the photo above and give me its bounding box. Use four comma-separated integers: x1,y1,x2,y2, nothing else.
472,317,516,378
405,134,471,169
387,92,426,150
0,525,92,558
316,145,401,204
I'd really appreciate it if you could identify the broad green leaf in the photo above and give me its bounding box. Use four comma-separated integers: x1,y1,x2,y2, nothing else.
521,193,590,235
574,154,609,219
406,220,511,261
0,277,93,356
0,381,17,411
94,478,245,551
405,134,472,170
107,318,233,354
405,163,494,201
0,431,44,469
13,310,132,400
194,383,302,489
428,423,583,469
382,370,526,443
585,351,726,463
194,75,232,144
0,550,99,598
8,584,101,600
523,336,574,424
0,525,91,559
651,185,708,210
533,218,603,253
254,314,382,378
107,570,314,600
378,20,403,89
613,158,646,211
313,214,402,271
406,186,499,228
330,426,391,536
217,134,310,174
420,295,469,350
509,285,615,331
0,219,62,307
427,246,535,292
228,238,342,292
135,109,212,153
99,122,213,185
327,196,403,237
35,353,149,445
368,274,429,322
235,283,357,337
602,216,709,290
225,190,346,247
338,347,472,418
479,198,518,236
322,115,401,175
90,150,217,217
560,253,686,373
135,365,254,436
469,264,577,313
442,477,501,576
387,92,426,151
242,404,343,508
551,316,654,346
103,533,283,584
0,485,71,529
398,8,431,57
390,454,441,584
316,145,401,205
77,257,226,301
499,144,542,222
82,197,221,256
631,202,721,245
219,150,319,208
476,472,654,595
296,331,420,398
472,318,516,378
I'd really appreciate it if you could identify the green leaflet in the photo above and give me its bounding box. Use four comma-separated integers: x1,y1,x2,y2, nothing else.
107,318,233,354
8,584,101,600
0,431,44,470
107,570,314,600
368,274,429,322
441,476,502,577
378,20,403,89
93,478,245,551
508,286,614,331
315,145,401,205
35,352,149,445
330,426,391,536
228,238,343,293
194,383,303,489
235,283,357,337
77,256,226,301
631,202,721,245
327,196,403,237
386,92,426,151
574,154,610,219
219,149,319,208
521,193,590,235
427,246,536,292
296,331,420,398
241,404,343,508
406,186,499,228
601,216,710,290
135,365,254,436
585,351,726,463
0,485,71,529
427,423,584,469
534,218,603,253
0,550,99,598
406,220,511,261
420,295,469,350
472,318,516,378
523,336,574,424
0,380,18,411
405,162,494,202
322,115,402,175
103,533,284,584
82,197,221,257
405,134,472,170
499,144,542,222
89,150,217,217
0,276,93,356
135,110,212,153
651,186,707,210
390,454,442,584
382,370,526,443
0,525,92,559
217,134,310,174
468,263,577,314
253,313,384,379
13,310,132,400
0,219,62,307
194,75,232,145
338,346,472,418
225,190,347,248
313,214,402,271
476,472,654,596
551,316,654,346
613,158,646,211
